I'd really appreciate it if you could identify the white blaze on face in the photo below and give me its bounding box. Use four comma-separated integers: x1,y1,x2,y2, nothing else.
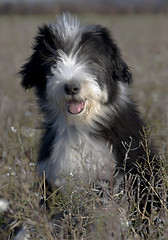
45,48,110,128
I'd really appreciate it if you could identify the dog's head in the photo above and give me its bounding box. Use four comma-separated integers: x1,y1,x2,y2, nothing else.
20,14,132,127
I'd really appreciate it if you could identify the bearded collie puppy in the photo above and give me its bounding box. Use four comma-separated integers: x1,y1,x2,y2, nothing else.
20,14,158,198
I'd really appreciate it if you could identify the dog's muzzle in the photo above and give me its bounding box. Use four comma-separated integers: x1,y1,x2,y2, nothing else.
64,81,85,114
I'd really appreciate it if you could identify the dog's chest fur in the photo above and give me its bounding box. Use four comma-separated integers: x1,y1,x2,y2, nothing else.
38,126,115,186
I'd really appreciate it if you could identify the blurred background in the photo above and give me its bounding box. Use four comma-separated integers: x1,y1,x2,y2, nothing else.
0,0,168,14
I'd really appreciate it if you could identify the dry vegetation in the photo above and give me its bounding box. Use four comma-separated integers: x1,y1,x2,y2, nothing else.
0,14,168,239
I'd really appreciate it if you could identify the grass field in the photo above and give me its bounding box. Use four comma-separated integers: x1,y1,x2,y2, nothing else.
0,14,168,239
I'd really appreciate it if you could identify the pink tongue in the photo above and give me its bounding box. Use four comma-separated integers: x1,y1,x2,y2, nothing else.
67,100,85,114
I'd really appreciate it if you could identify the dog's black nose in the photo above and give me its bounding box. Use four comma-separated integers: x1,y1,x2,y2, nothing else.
64,81,81,96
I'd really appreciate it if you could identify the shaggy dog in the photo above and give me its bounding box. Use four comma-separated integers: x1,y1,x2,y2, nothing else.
20,14,158,199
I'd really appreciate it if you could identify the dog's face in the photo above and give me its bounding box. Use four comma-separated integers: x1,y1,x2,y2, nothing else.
20,14,132,127
46,48,109,126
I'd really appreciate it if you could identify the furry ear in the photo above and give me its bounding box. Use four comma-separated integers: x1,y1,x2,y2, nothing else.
81,25,133,85
19,24,58,91
102,28,133,84
110,47,133,84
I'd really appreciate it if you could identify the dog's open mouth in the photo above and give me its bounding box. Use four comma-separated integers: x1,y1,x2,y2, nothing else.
67,100,85,114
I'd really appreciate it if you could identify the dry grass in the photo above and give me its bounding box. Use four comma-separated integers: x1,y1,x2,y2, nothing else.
0,14,168,239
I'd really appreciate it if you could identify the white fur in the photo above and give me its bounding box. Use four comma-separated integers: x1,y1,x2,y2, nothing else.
56,13,81,42
38,125,116,186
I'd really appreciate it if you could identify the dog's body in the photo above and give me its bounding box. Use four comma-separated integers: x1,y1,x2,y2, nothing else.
20,14,156,190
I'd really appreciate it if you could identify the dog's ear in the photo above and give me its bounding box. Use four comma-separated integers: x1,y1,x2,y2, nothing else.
19,24,57,90
90,26,133,84
110,45,133,84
